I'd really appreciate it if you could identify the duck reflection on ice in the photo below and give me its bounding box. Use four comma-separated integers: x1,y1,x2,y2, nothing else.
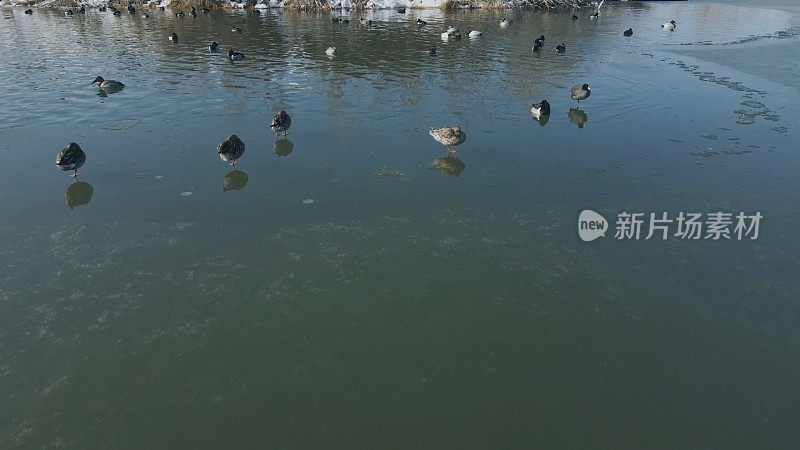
430,156,466,178
65,180,93,209
568,108,588,128
223,169,249,191
273,139,294,157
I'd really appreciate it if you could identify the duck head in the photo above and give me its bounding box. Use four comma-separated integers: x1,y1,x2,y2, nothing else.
92,76,104,85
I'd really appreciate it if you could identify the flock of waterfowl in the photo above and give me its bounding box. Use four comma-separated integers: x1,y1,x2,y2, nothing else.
49,3,679,180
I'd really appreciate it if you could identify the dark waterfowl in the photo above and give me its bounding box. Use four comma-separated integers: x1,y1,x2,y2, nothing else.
24,8,33,14
78,6,85,14
65,9,74,16
160,6,165,11
99,6,107,11
56,143,86,177
532,41,543,52
189,7,197,17
92,76,124,93
570,83,591,103
270,110,292,136
143,12,149,18
531,99,551,118
218,135,245,166
228,49,245,61
572,14,578,21
417,18,427,26
113,9,121,16
555,42,566,53
127,4,135,14
429,126,466,154
209,41,219,52
624,28,633,36
397,7,405,13
176,11,185,18
169,32,178,42
202,7,211,13
427,46,436,56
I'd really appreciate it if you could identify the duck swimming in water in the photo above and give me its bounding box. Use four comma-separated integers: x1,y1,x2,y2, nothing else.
468,30,482,38
570,83,591,103
169,32,178,42
65,9,74,16
417,18,427,26
662,19,676,30
209,41,219,52
270,110,292,137
218,135,245,166
429,126,466,154
530,99,551,118
176,11,185,18
228,49,245,61
326,46,338,57
590,12,598,20
555,42,566,53
189,7,197,17
56,142,86,178
572,13,578,21
623,28,633,36
92,76,124,93
427,46,436,56
499,17,512,28
231,26,242,33
24,8,33,14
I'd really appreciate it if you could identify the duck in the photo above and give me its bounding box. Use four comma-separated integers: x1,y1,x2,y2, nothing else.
228,49,245,61
202,7,211,13
623,28,633,36
218,135,245,166
535,34,545,44
571,13,578,21
143,12,149,18
231,26,242,33
468,30,481,38
416,18,427,26
359,17,371,26
175,11,185,18
78,6,85,14
92,76,125,93
24,8,33,14
112,9,121,16
65,9,74,16
589,12,598,20
662,19,676,30
189,7,197,17
499,17,512,28
326,45,337,57
429,126,466,154
555,42,566,53
159,6,165,11
270,109,292,136
253,9,260,15
397,6,405,13
531,99,550,117
570,83,591,103
532,41,543,52
56,143,86,177
99,5,106,11
169,32,178,42
127,4,135,14
427,46,436,56
209,41,219,52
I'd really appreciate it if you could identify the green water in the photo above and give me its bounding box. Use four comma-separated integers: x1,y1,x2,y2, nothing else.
1,2,799,447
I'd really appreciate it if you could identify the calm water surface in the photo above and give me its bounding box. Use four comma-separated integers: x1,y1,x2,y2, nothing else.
1,2,799,447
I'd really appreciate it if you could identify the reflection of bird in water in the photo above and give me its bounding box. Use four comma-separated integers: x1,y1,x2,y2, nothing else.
223,170,249,191
56,142,86,177
624,28,633,37
430,156,466,178
274,139,294,157
568,108,588,128
429,126,466,154
92,76,124,94
270,109,292,137
530,99,550,118
65,181,93,209
218,134,245,166
571,83,591,103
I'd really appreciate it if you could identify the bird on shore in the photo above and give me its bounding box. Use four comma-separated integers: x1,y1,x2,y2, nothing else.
417,18,427,26
228,49,245,61
209,41,219,52
429,126,466,154
56,142,86,178
662,20,676,30
270,110,292,137
556,42,566,53
92,76,124,93
624,28,633,36
218,135,245,166
530,100,550,118
571,83,591,103
499,17,512,28
326,45,338,57
571,13,578,21
169,32,178,42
